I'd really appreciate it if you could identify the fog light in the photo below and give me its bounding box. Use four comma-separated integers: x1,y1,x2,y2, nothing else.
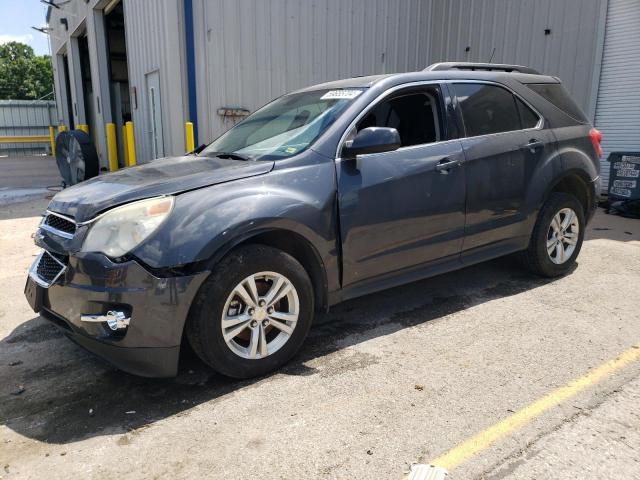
81,310,130,330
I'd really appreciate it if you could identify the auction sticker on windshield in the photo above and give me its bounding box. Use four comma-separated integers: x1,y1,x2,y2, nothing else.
320,89,362,100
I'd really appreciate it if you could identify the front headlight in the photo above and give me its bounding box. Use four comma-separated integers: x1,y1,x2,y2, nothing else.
81,196,174,258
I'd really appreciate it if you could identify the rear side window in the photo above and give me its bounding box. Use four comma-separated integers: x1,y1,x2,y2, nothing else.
516,98,540,129
453,83,522,137
526,83,588,123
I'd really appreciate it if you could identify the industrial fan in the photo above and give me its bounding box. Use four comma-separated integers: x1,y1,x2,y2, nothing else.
55,130,99,186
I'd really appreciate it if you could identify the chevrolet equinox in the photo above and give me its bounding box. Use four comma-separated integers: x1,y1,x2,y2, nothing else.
25,63,601,378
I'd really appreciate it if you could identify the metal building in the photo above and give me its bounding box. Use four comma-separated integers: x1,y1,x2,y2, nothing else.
46,0,638,192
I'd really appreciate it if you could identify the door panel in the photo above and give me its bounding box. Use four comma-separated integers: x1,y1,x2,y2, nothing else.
337,141,466,286
451,81,553,252
460,131,529,250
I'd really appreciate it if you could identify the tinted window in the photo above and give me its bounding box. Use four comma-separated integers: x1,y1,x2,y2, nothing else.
526,83,588,123
357,87,443,147
516,97,540,129
454,83,521,137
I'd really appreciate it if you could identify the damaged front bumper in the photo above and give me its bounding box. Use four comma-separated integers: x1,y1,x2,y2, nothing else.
25,250,208,377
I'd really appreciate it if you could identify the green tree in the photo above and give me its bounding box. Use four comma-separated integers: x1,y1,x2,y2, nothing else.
0,42,54,100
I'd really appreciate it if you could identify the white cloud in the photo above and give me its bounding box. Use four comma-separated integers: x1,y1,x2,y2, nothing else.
0,34,35,46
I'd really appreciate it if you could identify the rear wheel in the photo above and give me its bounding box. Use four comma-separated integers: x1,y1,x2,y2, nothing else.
521,192,585,277
186,245,314,379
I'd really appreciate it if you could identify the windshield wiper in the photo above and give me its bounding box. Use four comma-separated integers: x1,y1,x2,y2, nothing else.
207,151,252,161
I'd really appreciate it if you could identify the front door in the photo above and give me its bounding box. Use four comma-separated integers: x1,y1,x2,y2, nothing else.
146,70,164,159
337,85,466,287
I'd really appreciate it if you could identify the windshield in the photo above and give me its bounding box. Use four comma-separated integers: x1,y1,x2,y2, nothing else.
200,88,364,160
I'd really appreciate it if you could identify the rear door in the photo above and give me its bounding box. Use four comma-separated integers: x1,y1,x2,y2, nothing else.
451,82,551,252
337,84,466,287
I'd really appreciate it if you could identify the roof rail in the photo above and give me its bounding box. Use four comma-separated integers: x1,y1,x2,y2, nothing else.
425,62,540,75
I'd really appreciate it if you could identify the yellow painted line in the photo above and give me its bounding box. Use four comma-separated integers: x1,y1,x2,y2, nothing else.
430,344,640,471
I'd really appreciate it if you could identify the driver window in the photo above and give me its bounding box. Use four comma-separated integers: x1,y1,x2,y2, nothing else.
356,86,444,147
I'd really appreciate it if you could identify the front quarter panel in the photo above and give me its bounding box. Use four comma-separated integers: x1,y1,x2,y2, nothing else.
132,153,340,292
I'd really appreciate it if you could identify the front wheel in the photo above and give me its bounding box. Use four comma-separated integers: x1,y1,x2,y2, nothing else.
186,245,314,379
521,192,585,277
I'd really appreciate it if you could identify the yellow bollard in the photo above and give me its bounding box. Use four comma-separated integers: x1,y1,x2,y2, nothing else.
125,121,137,166
49,126,56,157
77,124,89,134
106,123,118,172
58,125,67,134
122,124,129,166
185,122,195,153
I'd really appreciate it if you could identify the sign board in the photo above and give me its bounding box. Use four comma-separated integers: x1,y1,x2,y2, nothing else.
607,152,640,201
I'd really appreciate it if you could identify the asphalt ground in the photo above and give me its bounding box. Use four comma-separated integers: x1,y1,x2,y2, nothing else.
1,195,639,480
0,156,62,205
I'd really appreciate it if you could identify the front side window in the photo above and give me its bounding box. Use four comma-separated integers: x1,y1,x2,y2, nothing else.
454,83,525,137
356,86,444,147
201,88,364,160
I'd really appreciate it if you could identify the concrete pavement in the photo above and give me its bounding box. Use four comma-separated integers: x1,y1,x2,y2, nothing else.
0,197,639,479
0,156,62,205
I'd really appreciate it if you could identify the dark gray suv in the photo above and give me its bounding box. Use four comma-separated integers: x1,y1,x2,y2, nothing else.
25,62,601,378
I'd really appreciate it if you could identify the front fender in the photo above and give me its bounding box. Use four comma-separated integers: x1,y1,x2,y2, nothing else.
131,160,339,289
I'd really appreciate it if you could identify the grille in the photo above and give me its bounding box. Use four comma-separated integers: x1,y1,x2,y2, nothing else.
43,213,76,235
35,251,67,284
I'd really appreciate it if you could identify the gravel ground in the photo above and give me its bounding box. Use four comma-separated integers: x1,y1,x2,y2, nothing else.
0,197,639,480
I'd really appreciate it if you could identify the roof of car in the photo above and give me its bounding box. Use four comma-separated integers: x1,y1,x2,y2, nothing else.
294,74,394,92
293,67,559,94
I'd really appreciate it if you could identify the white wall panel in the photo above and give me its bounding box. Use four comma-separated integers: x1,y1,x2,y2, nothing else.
594,0,640,191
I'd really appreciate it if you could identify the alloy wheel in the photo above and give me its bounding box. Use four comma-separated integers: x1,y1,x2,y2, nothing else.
221,271,299,359
546,207,579,265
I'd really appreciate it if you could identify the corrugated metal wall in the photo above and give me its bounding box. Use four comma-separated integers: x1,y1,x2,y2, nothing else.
419,0,605,119
48,0,608,163
194,0,605,141
594,0,640,191
123,0,189,162
193,0,435,141
0,101,57,156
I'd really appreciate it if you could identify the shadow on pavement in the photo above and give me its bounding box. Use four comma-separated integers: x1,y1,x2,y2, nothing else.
585,208,639,243
1,256,565,445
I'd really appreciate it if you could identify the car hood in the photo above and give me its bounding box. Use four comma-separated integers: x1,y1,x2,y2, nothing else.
48,155,275,222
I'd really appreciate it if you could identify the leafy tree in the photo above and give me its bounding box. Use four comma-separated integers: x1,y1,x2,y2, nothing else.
0,42,54,100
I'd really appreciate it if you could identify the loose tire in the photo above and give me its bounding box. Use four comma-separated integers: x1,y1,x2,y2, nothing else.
186,245,314,379
521,192,585,277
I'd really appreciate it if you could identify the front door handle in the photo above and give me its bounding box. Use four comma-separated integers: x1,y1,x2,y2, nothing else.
521,139,544,152
434,157,461,174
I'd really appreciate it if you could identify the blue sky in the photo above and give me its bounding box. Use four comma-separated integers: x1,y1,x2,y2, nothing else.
0,0,50,55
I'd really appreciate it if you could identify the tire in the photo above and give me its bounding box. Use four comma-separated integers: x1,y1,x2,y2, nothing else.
186,244,314,379
520,192,585,277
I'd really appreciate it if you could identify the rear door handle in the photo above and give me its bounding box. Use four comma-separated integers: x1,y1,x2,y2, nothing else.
434,157,461,174
521,139,544,152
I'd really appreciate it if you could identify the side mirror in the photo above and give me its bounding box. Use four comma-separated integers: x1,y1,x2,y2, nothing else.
342,127,401,159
